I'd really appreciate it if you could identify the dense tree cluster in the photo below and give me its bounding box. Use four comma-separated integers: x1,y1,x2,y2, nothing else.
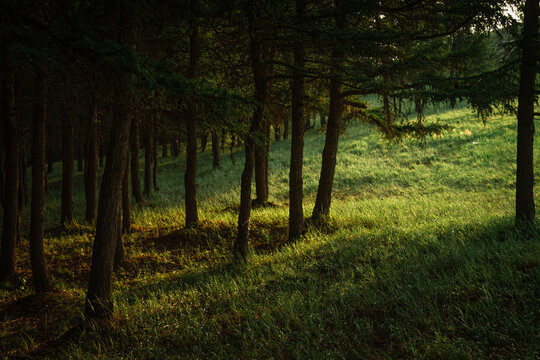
0,0,536,320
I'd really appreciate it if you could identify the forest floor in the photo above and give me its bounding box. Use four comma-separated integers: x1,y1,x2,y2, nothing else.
0,105,539,359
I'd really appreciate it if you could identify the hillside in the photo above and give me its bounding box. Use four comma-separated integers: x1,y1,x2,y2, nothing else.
1,106,539,359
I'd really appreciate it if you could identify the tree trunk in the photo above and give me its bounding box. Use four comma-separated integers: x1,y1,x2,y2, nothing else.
171,137,179,157
312,48,344,222
61,102,74,225
515,0,538,224
254,119,269,206
153,130,158,191
47,147,54,174
122,161,131,233
200,133,208,152
321,115,327,127
85,96,99,223
29,70,53,293
85,82,131,319
185,17,199,228
19,146,28,209
162,142,168,158
233,3,269,259
0,145,4,209
212,130,222,169
289,0,306,241
130,115,143,204
143,117,153,197
274,126,281,141
283,119,289,139
77,144,84,172
0,73,19,281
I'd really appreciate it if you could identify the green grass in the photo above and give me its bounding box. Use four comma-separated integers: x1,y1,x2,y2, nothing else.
1,105,539,359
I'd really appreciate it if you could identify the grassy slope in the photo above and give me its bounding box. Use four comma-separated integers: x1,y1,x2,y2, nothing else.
0,106,539,359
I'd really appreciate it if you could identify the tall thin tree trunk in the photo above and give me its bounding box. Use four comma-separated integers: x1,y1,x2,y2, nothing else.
153,130,159,191
212,130,222,169
312,49,344,222
130,115,143,204
29,70,53,293
200,133,208,152
61,102,74,225
19,146,28,209
47,147,54,174
162,142,168,158
85,96,99,222
143,117,153,197
254,120,269,205
515,0,538,224
0,73,19,281
85,82,131,319
77,144,84,172
234,3,268,259
274,126,281,141
185,14,199,228
289,0,306,241
122,161,131,233
283,119,289,139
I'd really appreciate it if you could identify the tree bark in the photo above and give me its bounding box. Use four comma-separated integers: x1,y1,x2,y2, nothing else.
77,144,84,172
153,129,159,191
122,156,131,233
85,96,99,222
515,0,538,224
29,70,53,293
200,133,208,152
274,125,281,141
185,15,199,228
283,119,289,139
162,142,168,158
254,119,269,205
47,147,54,174
0,73,19,281
130,114,143,204
85,82,131,319
143,116,154,197
312,48,344,222
61,102,74,225
289,0,306,241
212,130,222,169
233,2,269,259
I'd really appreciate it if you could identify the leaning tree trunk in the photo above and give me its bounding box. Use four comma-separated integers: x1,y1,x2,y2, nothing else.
29,70,53,293
211,130,222,169
143,116,153,197
289,0,306,241
0,73,19,281
85,96,99,222
185,17,199,228
233,3,269,259
85,82,132,319
312,48,344,222
130,115,144,204
515,0,538,224
61,102,74,225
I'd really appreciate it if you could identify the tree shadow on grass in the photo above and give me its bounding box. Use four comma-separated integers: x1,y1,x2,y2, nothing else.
11,218,540,359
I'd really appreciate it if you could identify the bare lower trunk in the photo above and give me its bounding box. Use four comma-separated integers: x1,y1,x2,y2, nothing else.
85,83,131,319
0,73,19,281
143,116,154,196
61,103,74,225
130,115,143,204
85,97,99,222
289,0,306,241
122,160,131,233
152,130,158,191
515,0,538,224
312,48,344,222
254,119,269,205
234,3,269,259
185,17,199,228
212,130,222,169
29,70,53,293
